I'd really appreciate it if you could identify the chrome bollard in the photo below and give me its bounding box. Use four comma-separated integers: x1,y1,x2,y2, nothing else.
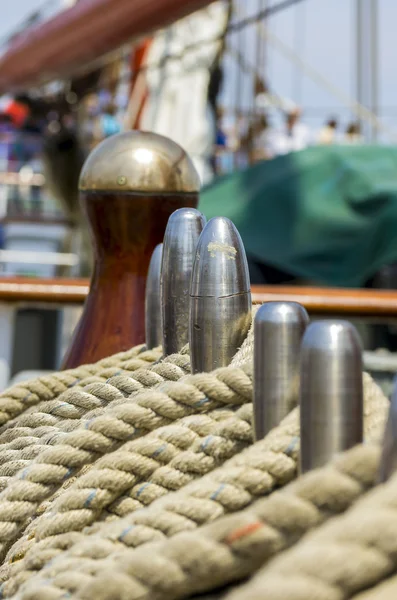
145,243,163,350
300,320,363,473
253,302,309,441
190,216,252,373
161,208,206,355
378,376,397,482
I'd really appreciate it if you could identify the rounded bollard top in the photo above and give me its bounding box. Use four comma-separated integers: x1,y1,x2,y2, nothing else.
301,319,362,354
79,131,201,193
255,301,309,327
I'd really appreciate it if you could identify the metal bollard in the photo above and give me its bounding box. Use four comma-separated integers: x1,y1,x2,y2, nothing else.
161,208,206,355
253,302,309,441
145,243,163,350
378,376,397,482
62,131,200,368
190,216,252,373
300,320,363,473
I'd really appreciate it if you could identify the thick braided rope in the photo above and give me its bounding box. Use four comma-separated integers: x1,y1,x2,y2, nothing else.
4,373,388,600
0,345,162,428
225,449,397,600
2,402,252,581
353,573,397,600
56,444,380,600
0,353,191,491
228,305,257,368
0,371,253,597
0,362,252,563
0,313,257,569
0,314,252,474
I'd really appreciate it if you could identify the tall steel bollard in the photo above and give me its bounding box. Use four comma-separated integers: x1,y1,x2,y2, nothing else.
145,243,163,350
300,320,363,472
190,216,252,373
253,302,309,441
161,208,206,356
378,376,397,482
62,131,200,368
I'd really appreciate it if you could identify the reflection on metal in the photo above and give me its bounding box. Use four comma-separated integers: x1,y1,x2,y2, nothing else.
79,131,201,193
145,243,163,350
378,376,397,482
253,301,309,441
300,320,363,473
190,216,251,373
162,208,206,355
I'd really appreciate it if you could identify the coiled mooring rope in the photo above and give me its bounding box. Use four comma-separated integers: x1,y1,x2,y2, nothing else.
0,351,191,489
226,456,397,600
1,374,387,599
0,310,391,600
0,345,162,428
34,444,380,600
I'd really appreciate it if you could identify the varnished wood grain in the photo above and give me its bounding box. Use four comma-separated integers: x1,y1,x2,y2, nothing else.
0,277,89,303
62,191,198,368
1,279,397,319
251,285,397,317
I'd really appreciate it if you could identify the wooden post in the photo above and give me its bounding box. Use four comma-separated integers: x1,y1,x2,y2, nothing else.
62,131,200,368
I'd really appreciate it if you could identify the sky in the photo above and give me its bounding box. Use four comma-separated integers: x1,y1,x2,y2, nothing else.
219,0,397,138
0,0,48,41
1,0,397,138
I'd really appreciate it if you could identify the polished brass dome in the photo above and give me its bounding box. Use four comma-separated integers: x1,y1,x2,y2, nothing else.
79,131,200,193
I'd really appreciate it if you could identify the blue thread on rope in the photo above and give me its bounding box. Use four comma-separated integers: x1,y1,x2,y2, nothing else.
20,468,30,480
195,396,210,407
151,443,167,458
68,379,81,388
118,524,136,542
136,482,150,498
84,490,97,508
211,483,226,500
63,468,73,480
200,436,214,451
49,402,69,415
106,370,122,383
285,436,299,457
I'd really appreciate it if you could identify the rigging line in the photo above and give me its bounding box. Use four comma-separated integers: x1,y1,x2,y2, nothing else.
224,42,287,120
127,0,306,75
1,0,304,64
236,2,396,140
30,0,303,100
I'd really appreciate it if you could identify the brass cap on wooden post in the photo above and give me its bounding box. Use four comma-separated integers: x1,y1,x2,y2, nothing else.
79,131,200,194
63,131,200,369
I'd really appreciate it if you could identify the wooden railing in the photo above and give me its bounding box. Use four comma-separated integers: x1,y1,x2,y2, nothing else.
0,277,89,304
1,277,397,319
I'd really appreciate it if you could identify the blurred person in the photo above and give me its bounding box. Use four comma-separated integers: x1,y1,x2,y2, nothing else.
254,76,297,125
93,103,122,145
211,106,228,174
0,113,14,134
4,95,30,129
26,151,43,214
268,107,312,157
234,111,251,169
250,115,272,163
344,122,363,144
318,117,339,145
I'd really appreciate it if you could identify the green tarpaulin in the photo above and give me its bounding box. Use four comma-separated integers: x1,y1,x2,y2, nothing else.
199,145,397,287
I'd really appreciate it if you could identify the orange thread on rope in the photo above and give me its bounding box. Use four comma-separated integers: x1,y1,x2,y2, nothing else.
224,521,264,545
